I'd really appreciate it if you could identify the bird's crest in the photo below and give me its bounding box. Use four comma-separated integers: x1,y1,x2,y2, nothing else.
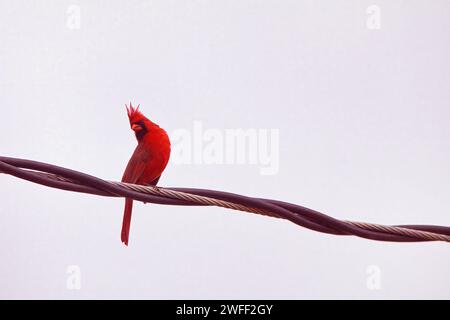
126,102,143,122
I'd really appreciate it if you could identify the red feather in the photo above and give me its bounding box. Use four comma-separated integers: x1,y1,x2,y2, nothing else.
121,103,171,246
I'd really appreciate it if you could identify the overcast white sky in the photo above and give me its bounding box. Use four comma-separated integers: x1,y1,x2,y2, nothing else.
1,0,450,299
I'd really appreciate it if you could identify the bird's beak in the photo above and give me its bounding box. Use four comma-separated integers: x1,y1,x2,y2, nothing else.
131,124,142,132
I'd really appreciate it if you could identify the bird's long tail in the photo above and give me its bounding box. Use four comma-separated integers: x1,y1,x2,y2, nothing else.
121,198,133,246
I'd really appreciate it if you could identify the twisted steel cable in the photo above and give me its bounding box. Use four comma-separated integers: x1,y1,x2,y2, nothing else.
1,156,450,243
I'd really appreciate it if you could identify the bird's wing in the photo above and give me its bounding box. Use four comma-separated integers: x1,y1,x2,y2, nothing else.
121,145,153,184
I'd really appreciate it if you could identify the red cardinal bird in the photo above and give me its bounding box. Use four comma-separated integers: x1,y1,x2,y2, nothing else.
121,103,171,246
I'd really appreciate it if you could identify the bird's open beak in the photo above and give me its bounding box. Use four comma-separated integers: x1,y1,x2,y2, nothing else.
131,124,142,132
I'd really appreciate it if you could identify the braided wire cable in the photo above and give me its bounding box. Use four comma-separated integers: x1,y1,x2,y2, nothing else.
1,156,449,243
